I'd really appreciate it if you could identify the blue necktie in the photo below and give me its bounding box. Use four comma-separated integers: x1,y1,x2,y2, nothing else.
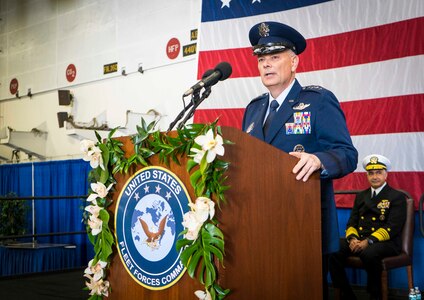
263,100,279,137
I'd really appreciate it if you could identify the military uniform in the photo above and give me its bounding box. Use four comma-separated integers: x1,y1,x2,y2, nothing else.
329,154,407,299
242,79,358,254
245,21,358,299
346,185,406,248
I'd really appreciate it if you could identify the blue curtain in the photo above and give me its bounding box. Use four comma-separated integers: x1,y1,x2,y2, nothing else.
0,159,93,269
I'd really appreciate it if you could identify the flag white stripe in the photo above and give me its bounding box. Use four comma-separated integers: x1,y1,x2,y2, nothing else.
352,132,424,172
199,0,423,51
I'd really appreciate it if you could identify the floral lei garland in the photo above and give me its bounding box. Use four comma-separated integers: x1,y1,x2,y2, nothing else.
81,119,231,300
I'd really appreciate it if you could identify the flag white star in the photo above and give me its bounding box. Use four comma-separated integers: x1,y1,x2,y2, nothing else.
221,0,231,8
143,184,149,193
134,193,140,201
165,191,172,200
252,0,261,3
155,185,161,193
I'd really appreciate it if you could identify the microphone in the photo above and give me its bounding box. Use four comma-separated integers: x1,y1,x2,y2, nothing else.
183,61,232,97
167,69,215,132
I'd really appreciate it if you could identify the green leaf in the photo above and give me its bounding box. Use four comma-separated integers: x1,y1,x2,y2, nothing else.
179,243,198,267
186,159,198,173
205,223,224,240
203,251,216,286
205,244,224,261
94,131,102,143
98,207,108,218
176,239,191,252
189,169,202,187
187,249,203,278
199,155,209,174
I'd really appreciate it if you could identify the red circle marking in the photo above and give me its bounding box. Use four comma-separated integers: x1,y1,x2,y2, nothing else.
66,64,77,82
166,38,180,59
9,78,19,95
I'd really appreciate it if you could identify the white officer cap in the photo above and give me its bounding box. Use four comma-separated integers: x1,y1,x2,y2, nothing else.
362,154,391,171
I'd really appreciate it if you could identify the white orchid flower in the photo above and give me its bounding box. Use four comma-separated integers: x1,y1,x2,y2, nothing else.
87,182,113,204
88,146,105,170
194,129,225,163
189,147,206,164
182,211,202,241
88,215,103,235
84,259,107,281
80,139,96,153
84,274,110,296
82,144,104,170
190,197,215,222
85,204,102,218
194,289,212,300
91,182,113,198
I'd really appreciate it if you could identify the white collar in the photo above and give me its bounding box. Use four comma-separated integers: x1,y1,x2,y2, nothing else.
372,182,387,196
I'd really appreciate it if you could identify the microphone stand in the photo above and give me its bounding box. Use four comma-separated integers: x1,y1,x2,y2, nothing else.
176,87,212,130
167,91,201,132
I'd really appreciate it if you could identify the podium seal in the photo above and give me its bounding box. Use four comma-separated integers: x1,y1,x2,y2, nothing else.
115,166,191,290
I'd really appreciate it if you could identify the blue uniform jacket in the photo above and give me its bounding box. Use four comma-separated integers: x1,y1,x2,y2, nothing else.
242,79,358,254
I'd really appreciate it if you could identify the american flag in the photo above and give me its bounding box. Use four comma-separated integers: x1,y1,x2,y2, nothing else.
193,0,424,208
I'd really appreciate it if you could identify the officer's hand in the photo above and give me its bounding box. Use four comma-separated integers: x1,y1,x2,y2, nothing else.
289,152,322,182
351,239,368,253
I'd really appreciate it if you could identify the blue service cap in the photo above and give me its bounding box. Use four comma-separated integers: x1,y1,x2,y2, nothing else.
249,21,306,55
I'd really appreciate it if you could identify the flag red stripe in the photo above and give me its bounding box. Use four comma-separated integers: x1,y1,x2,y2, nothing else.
194,108,244,129
198,17,424,78
334,172,424,210
343,94,424,135
194,93,424,135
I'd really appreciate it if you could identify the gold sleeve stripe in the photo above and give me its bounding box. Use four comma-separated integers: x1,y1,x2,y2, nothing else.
371,228,390,241
346,227,359,238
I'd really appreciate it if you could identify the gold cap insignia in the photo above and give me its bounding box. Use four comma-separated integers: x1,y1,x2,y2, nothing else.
258,23,270,37
370,156,378,164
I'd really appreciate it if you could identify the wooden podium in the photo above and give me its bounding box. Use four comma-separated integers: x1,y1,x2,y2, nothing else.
107,126,322,299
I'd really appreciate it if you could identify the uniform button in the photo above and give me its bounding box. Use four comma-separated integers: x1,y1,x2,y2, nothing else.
361,216,364,219
372,228,375,231
388,228,391,231
372,217,376,221
359,227,363,230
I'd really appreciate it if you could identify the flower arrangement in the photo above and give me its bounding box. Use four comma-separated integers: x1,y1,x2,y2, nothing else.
81,119,231,299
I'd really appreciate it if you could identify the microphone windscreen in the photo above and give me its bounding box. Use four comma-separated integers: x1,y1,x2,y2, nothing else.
215,61,232,81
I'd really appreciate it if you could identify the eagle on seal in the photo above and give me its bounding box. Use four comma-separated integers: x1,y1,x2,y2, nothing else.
139,215,168,249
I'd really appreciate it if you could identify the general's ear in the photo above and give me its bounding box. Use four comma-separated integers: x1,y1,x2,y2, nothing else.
291,55,299,72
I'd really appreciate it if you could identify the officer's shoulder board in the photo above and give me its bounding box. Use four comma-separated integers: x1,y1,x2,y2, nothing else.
301,85,328,94
247,93,268,106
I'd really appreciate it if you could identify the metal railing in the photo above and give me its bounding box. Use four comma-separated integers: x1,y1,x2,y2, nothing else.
0,195,87,242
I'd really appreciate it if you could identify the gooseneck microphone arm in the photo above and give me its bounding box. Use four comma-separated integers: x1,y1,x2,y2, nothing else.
176,87,212,130
167,91,200,132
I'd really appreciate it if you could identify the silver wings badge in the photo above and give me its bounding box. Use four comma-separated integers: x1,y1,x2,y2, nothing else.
293,103,310,110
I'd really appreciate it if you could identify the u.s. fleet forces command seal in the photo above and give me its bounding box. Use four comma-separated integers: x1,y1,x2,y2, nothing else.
115,166,191,290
